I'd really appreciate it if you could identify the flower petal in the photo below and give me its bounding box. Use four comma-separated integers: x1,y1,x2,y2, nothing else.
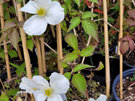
96,94,107,101
23,15,47,35
47,94,63,101
32,75,50,89
89,98,96,101
20,0,38,14
19,77,38,94
50,72,70,94
33,92,47,101
34,0,52,10
45,1,64,25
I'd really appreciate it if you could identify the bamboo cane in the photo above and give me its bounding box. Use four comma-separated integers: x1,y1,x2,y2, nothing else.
103,0,110,97
40,37,46,73
12,0,23,62
56,24,63,74
35,36,43,75
0,4,11,80
16,3,32,79
118,0,124,99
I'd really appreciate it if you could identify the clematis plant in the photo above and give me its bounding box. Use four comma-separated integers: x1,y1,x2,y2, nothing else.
20,0,64,36
19,72,70,101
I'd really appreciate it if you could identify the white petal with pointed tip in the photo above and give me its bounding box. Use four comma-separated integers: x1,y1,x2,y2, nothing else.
33,92,47,101
20,0,38,14
96,94,107,101
89,98,96,101
32,76,49,89
50,72,70,94
47,94,63,101
23,15,47,35
45,1,64,25
34,0,52,10
19,77,37,94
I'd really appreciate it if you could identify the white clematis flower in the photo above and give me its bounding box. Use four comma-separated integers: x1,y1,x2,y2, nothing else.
20,0,64,36
19,72,70,101
89,94,107,101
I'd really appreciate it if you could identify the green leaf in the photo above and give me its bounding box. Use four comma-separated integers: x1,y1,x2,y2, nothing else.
65,34,78,50
64,72,71,80
17,0,23,3
72,73,87,96
73,64,94,72
10,62,26,77
82,19,98,41
69,17,81,31
80,45,95,57
64,0,71,11
6,89,19,97
62,4,68,14
61,50,78,62
68,11,78,16
0,92,9,101
26,39,34,51
95,62,104,71
61,62,69,68
8,50,18,58
0,49,5,60
82,11,97,19
75,0,80,7
61,20,68,32
88,0,99,4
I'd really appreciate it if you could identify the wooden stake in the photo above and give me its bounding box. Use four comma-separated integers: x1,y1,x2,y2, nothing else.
56,24,63,74
16,3,32,79
35,37,43,75
0,4,11,80
103,0,110,97
118,0,124,99
40,37,46,73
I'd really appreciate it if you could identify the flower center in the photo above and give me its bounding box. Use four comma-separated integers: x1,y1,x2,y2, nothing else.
32,88,37,91
37,8,46,16
44,88,53,96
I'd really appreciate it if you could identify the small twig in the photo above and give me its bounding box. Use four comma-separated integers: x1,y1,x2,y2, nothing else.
126,50,132,58
0,41,10,46
0,78,6,91
81,36,91,64
71,88,83,101
44,42,57,54
73,28,77,36
129,82,135,88
94,18,119,32
50,25,56,38
22,0,27,20
12,0,17,16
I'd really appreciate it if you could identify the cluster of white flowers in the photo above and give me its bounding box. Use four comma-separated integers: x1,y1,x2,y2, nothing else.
20,0,64,36
19,72,70,101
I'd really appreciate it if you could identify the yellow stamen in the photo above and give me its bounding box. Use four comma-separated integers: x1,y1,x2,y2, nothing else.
44,88,53,96
37,8,46,16
32,88,37,91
